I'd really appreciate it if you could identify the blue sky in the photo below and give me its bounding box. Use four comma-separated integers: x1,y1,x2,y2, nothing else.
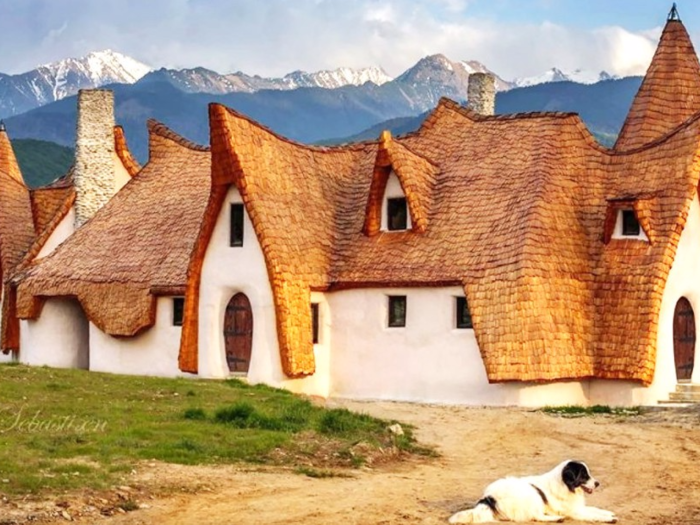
455,0,688,30
0,0,694,80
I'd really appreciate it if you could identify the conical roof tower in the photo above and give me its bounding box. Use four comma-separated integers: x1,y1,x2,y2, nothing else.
615,4,700,151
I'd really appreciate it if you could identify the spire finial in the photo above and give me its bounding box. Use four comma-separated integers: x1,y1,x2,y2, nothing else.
669,3,681,21
0,120,5,132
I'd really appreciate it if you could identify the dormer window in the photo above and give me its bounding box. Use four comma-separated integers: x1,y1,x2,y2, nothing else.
621,210,640,236
611,207,648,241
379,172,412,232
387,197,408,231
604,200,650,243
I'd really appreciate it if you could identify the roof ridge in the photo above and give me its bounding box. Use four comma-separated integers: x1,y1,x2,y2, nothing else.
0,169,33,191
612,107,700,156
439,97,581,122
391,133,440,169
405,97,611,154
114,125,142,177
211,104,376,153
146,119,210,152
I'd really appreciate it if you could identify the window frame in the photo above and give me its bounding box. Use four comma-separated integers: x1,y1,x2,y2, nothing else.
388,295,407,328
311,302,320,344
387,197,408,231
172,297,185,327
230,203,245,247
621,209,641,237
455,296,473,329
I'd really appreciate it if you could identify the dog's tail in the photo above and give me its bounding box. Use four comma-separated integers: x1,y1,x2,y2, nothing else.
448,496,498,523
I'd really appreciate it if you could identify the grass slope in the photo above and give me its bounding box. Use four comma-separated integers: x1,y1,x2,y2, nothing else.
12,139,73,188
0,365,428,495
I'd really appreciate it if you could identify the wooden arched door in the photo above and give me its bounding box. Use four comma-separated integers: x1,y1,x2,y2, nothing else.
224,293,253,373
673,297,695,380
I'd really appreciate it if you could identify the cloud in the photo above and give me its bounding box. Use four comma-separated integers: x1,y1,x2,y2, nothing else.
0,0,659,80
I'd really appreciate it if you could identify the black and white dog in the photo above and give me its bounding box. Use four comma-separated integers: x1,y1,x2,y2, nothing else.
449,460,617,523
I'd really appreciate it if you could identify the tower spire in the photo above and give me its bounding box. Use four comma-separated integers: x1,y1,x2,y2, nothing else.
615,10,700,151
669,3,680,21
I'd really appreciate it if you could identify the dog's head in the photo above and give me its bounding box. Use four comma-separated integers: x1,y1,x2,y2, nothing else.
561,460,599,494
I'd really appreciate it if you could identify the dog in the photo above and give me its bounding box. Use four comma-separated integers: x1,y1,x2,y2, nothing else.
448,460,617,523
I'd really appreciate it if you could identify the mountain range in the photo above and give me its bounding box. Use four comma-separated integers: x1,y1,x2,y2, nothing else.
1,49,638,165
0,50,618,119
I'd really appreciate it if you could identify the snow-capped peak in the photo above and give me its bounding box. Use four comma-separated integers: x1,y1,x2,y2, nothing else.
282,66,392,89
81,50,152,83
39,49,151,85
513,68,618,87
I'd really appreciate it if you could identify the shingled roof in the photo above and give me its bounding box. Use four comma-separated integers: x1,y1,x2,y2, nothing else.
615,14,700,151
177,96,700,384
15,121,211,337
0,125,35,281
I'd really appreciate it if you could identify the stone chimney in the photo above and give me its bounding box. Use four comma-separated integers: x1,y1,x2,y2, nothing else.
74,89,115,228
467,73,496,116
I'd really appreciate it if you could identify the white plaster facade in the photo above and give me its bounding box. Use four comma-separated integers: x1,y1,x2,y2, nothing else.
113,152,131,192
88,297,184,377
37,208,76,259
197,187,328,396
20,298,89,369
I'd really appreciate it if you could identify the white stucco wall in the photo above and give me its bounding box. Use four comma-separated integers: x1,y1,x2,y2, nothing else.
327,287,590,406
19,298,89,369
380,172,412,231
197,187,328,395
88,297,183,377
37,207,76,259
113,152,132,192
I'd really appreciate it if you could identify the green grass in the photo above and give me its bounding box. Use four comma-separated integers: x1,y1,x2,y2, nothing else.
541,405,642,417
0,365,429,496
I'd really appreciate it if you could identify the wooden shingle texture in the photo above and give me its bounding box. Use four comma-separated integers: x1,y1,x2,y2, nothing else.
615,18,700,151
200,96,700,384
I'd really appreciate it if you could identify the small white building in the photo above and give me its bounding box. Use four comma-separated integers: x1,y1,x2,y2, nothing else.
3,11,700,407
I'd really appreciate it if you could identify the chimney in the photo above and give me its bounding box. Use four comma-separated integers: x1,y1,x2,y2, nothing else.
467,73,496,116
74,89,115,228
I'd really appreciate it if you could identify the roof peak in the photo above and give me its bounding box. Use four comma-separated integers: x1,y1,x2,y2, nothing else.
614,7,700,151
0,121,5,133
668,2,681,21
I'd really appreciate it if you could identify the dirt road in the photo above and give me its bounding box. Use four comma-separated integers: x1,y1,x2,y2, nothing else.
39,401,700,524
